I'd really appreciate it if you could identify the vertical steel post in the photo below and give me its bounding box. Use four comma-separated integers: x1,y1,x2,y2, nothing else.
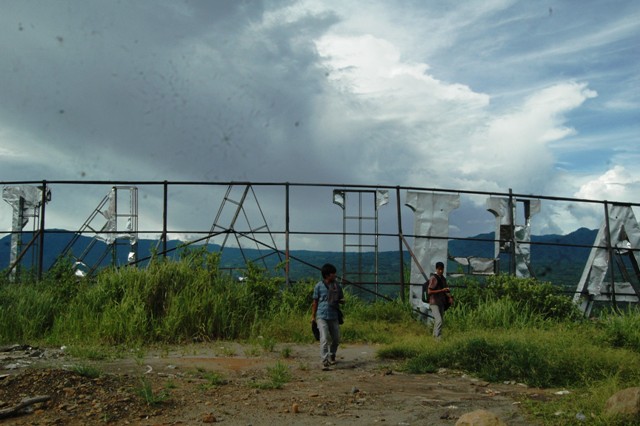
112,186,118,265
396,186,405,302
37,180,47,281
604,201,617,308
374,191,379,298
508,188,516,276
358,191,363,284
285,183,290,286
341,194,346,283
162,181,168,258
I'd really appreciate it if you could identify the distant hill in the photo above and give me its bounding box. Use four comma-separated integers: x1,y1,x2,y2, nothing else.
0,228,599,291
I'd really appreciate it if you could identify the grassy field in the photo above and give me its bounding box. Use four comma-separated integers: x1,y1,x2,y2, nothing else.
1,249,639,425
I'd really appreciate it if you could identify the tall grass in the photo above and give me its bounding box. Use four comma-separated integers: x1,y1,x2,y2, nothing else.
385,328,640,387
0,282,59,342
449,297,555,331
1,251,290,345
597,307,640,352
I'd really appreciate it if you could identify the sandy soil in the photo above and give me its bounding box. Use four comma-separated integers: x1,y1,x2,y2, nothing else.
0,342,550,425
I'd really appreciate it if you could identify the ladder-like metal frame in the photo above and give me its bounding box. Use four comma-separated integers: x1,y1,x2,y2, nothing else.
55,186,138,277
205,184,282,272
333,189,383,298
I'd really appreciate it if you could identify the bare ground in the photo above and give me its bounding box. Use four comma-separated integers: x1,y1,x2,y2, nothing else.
0,342,551,425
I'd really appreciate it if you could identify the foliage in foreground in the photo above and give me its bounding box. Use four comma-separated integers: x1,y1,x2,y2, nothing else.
2,255,640,424
0,250,422,346
377,297,640,425
384,329,640,387
0,251,309,345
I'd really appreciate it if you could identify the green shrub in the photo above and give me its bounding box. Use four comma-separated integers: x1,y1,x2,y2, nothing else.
276,280,315,314
71,363,102,379
484,275,582,321
347,297,414,322
251,361,291,389
0,281,60,342
394,329,640,388
596,308,640,352
137,377,169,406
450,275,581,322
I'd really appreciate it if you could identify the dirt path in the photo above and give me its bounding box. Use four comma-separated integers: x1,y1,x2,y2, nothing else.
0,342,548,425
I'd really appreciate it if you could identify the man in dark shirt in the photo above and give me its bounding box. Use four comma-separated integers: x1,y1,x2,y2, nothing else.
427,261,451,339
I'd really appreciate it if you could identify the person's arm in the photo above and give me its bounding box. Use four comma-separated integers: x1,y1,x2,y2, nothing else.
427,277,450,295
311,299,318,323
426,276,438,295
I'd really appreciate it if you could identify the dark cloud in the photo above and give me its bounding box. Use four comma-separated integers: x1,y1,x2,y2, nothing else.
0,0,636,239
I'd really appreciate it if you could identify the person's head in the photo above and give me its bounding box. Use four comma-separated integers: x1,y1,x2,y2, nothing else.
435,261,445,274
321,263,337,279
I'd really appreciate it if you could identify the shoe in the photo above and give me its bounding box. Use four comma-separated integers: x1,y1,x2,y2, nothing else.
322,359,330,369
329,355,336,365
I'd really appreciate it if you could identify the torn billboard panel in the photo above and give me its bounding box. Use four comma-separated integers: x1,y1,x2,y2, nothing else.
451,256,496,276
405,191,460,314
486,197,540,277
2,185,51,279
96,189,118,244
574,203,640,315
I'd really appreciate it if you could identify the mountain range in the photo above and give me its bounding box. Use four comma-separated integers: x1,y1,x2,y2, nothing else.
1,227,599,294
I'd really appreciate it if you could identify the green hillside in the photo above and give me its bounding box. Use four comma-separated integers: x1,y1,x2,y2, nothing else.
1,228,599,297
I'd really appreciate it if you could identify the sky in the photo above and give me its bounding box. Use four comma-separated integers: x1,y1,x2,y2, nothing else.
0,0,638,248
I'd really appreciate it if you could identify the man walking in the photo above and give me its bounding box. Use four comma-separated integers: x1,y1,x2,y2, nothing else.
311,263,345,369
426,261,452,339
